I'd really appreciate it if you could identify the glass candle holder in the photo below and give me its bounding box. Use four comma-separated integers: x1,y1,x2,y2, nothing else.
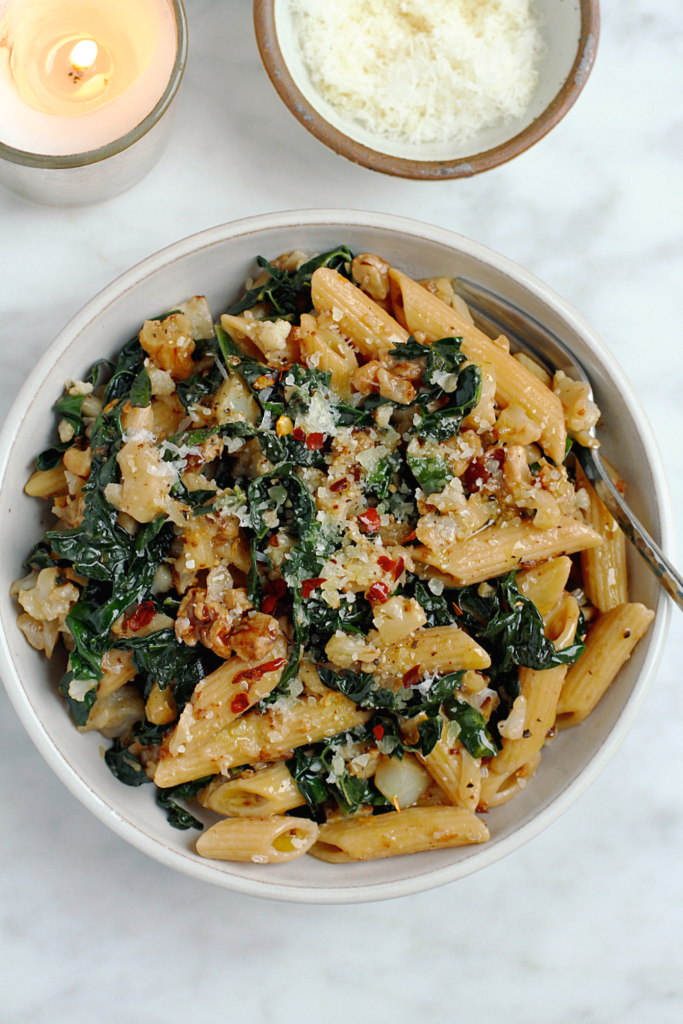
0,0,187,206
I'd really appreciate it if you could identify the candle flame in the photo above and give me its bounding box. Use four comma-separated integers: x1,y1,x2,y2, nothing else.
70,40,99,72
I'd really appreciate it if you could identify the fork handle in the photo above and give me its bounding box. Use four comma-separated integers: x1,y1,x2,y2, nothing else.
576,446,683,611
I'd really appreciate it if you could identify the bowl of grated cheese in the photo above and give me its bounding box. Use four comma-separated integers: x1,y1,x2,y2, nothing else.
254,0,600,179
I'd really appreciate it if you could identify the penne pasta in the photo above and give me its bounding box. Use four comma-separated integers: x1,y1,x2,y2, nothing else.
388,267,567,465
478,752,542,809
377,625,491,680
516,556,573,616
418,720,482,812
576,463,628,612
197,762,306,817
556,603,655,727
491,666,567,778
412,517,602,586
309,806,490,862
155,691,370,788
196,815,319,863
311,267,409,356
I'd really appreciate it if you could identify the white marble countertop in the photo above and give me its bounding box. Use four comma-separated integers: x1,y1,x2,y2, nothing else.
1,2,682,1021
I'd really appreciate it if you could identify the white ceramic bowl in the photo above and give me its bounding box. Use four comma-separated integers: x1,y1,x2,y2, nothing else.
0,210,671,904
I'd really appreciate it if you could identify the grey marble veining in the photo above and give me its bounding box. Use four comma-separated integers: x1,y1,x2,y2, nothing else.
0,2,681,1021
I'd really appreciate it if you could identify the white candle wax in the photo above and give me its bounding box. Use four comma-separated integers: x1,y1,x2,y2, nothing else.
0,0,177,156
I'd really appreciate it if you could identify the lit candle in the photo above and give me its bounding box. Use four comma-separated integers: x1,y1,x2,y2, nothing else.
0,0,186,204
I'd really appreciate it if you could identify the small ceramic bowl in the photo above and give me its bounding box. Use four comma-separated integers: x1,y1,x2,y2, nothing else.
0,210,670,904
254,0,600,179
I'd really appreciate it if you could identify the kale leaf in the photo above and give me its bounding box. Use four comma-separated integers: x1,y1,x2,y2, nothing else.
224,247,353,320
406,452,453,495
155,776,214,830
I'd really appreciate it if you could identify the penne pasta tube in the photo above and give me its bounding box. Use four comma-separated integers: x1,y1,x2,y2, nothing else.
576,463,628,612
388,267,567,465
24,464,69,499
155,691,370,788
297,313,358,400
309,806,489,862
413,517,602,586
418,721,481,813
556,603,655,727
197,762,306,817
491,665,567,778
377,625,491,681
162,636,288,760
478,751,542,809
311,267,409,357
196,815,319,864
516,556,573,616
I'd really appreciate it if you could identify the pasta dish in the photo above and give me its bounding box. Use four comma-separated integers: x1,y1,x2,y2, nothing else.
12,247,655,865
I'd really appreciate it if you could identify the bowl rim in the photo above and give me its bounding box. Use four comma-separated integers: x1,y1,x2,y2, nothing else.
253,0,601,180
0,208,672,904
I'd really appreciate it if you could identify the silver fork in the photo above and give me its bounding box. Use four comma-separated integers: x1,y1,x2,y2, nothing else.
454,278,683,612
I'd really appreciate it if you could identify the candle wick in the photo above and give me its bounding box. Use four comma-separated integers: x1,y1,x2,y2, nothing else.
69,39,99,73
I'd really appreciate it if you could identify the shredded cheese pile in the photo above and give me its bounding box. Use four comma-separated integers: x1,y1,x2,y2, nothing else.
291,0,542,146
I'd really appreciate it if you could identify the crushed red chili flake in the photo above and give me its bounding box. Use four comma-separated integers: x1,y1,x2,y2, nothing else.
392,556,405,581
330,477,349,493
292,427,306,441
302,577,327,599
230,693,250,714
452,603,463,616
269,534,280,547
402,665,421,687
261,579,287,615
462,446,505,494
306,432,325,451
127,600,156,632
232,658,286,688
373,724,385,742
358,508,381,532
367,581,390,603
185,454,203,471
377,556,396,573
403,530,417,543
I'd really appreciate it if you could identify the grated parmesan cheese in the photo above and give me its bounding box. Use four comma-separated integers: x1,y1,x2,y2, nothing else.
291,0,542,145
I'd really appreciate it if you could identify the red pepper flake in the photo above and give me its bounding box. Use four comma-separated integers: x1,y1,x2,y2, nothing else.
127,600,156,632
232,658,286,689
261,578,287,615
402,665,421,688
230,693,250,714
302,577,327,599
377,556,396,573
269,534,280,547
185,454,202,471
403,531,417,543
452,603,463,617
393,556,405,581
330,477,349,493
373,724,385,742
306,432,325,451
292,427,306,442
367,581,390,604
358,508,381,533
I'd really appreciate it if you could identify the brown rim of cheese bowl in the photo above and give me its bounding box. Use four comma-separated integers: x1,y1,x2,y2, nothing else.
253,0,601,180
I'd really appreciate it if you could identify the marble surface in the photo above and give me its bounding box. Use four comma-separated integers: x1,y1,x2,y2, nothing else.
1,1,682,1021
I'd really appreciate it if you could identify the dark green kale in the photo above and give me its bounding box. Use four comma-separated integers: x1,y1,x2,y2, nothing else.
364,450,402,501
224,247,354,320
287,733,390,822
118,627,205,708
156,776,214,830
320,666,467,759
105,742,154,786
129,366,152,408
392,336,482,442
406,452,453,495
441,696,498,758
